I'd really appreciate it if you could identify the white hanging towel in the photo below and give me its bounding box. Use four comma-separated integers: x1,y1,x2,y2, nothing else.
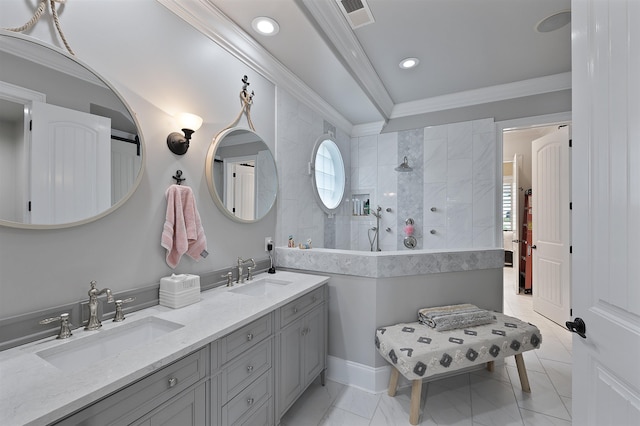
161,185,208,268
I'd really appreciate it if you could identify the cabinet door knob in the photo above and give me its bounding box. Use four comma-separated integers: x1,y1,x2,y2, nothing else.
293,307,298,313
247,333,254,341
247,365,254,373
247,397,254,406
168,377,178,387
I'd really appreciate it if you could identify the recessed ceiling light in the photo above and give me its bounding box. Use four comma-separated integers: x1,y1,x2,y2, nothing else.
252,17,279,36
399,57,419,69
535,10,571,33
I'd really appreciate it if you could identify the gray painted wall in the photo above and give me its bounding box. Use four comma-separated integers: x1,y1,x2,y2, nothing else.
0,0,278,318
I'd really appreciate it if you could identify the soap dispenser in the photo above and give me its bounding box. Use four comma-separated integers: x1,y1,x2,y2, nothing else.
267,242,276,274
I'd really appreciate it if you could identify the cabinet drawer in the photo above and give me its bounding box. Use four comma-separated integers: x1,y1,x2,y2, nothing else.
53,348,208,425
236,397,272,426
280,287,324,327
222,370,272,425
221,314,272,363
223,339,272,401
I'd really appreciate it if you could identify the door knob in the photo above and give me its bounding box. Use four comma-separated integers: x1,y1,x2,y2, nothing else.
565,317,586,338
531,245,537,249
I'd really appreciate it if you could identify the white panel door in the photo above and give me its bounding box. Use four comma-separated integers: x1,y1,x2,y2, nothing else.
572,0,640,424
234,162,255,220
30,101,111,224
110,138,140,204
531,127,571,326
224,157,255,220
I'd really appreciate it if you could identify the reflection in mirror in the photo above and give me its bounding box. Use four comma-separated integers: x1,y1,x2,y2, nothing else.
311,135,345,215
0,31,144,229
205,128,277,223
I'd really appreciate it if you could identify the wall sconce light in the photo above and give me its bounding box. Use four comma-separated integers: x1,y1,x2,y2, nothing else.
167,112,203,155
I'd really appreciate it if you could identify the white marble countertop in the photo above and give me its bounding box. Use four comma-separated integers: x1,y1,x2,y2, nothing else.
0,271,329,426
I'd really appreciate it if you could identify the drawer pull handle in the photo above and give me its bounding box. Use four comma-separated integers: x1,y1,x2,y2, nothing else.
247,333,254,341
247,397,254,406
247,365,254,373
168,377,178,388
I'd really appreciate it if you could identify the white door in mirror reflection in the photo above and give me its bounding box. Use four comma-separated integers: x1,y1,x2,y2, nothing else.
30,101,111,224
224,157,255,220
111,136,142,204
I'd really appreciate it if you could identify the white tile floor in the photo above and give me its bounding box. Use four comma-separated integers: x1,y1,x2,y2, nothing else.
280,267,573,425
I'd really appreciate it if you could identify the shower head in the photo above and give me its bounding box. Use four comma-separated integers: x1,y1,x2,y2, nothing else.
395,156,413,172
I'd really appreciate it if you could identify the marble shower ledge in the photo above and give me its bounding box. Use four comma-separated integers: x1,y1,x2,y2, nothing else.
275,247,503,278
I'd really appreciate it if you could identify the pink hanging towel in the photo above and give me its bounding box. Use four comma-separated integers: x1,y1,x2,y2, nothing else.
161,185,208,268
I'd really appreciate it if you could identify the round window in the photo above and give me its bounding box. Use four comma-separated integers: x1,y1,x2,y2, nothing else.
311,135,346,214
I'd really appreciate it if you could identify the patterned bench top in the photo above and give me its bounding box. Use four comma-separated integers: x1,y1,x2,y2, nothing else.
375,312,542,380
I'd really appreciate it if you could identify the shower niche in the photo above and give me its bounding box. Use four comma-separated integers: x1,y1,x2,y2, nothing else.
351,192,371,216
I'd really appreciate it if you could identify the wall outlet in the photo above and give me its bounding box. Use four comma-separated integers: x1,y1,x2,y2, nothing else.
265,237,273,252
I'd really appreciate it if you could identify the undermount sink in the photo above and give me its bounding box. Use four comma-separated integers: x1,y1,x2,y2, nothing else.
37,317,183,371
229,278,292,297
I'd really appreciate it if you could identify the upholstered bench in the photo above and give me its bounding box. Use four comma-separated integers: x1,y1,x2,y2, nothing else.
375,312,542,425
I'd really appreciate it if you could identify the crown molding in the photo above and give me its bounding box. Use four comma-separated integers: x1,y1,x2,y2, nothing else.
300,0,394,119
351,121,387,137
391,72,572,118
156,0,353,134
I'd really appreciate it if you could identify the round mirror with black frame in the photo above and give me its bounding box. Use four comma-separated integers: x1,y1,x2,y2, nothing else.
0,30,144,229
205,128,277,223
310,134,346,216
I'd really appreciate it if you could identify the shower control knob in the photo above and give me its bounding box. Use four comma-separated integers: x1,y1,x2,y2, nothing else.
430,230,436,234
430,207,437,212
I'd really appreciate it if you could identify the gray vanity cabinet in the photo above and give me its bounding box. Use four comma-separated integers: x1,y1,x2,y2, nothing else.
48,283,328,426
130,382,207,426
52,347,209,426
276,286,327,420
218,314,274,426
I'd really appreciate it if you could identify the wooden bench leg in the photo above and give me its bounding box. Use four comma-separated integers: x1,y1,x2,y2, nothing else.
409,379,422,426
514,353,531,393
388,367,400,397
486,361,495,372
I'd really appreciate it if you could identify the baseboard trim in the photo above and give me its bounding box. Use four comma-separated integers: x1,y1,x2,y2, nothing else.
326,355,501,394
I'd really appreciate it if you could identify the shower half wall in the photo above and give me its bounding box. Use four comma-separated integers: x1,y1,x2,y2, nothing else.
276,247,504,392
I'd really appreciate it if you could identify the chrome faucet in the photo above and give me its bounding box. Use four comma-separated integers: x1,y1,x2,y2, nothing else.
237,257,256,283
85,280,114,330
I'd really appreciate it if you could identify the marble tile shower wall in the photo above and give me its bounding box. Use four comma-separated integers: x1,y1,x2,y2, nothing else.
423,118,497,249
349,132,399,251
275,89,352,249
276,87,497,251
350,118,498,251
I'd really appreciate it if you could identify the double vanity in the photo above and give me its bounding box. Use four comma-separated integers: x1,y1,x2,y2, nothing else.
0,271,328,426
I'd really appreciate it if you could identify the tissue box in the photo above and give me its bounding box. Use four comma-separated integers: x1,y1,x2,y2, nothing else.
160,274,200,292
159,274,200,309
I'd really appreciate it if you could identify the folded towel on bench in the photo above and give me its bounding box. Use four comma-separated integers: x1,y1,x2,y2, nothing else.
418,303,496,331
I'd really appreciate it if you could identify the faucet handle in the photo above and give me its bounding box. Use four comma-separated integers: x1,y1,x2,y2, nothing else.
247,266,255,281
39,313,73,339
222,271,233,287
113,298,135,322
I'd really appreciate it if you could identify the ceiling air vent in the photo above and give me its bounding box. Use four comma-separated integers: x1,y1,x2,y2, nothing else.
337,0,375,29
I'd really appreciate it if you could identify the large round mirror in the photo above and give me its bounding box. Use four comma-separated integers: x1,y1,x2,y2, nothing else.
0,30,144,229
205,128,277,223
311,134,346,215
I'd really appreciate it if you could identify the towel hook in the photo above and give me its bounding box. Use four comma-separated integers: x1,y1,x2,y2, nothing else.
172,170,186,185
